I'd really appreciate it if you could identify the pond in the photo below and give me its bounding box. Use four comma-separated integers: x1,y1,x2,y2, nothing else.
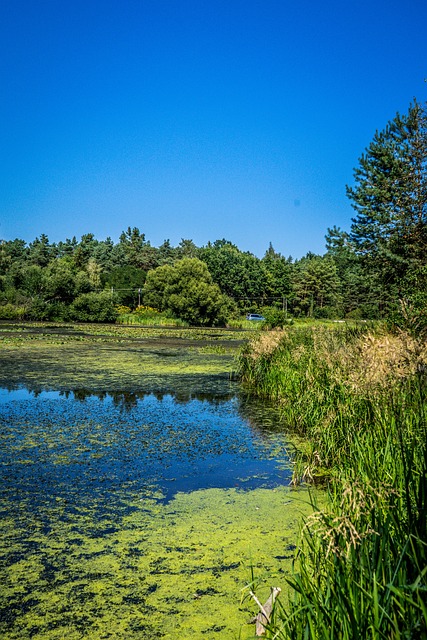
0,324,313,639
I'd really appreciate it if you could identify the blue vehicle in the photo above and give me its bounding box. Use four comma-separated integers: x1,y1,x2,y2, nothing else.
246,313,265,321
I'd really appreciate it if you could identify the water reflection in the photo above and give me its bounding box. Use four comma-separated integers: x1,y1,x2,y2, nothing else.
0,384,236,406
0,384,293,505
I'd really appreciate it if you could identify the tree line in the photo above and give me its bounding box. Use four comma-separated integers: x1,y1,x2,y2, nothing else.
1,99,426,325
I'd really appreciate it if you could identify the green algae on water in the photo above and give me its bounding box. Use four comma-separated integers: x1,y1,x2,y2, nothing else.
0,322,319,639
0,486,315,639
0,322,244,396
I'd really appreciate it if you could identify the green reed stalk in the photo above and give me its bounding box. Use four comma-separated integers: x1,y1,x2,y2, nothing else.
238,326,427,638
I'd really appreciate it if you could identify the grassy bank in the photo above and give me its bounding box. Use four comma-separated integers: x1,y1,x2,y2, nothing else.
238,324,427,638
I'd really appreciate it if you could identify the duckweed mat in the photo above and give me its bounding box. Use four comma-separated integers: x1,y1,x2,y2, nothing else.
0,322,245,397
0,323,316,639
1,483,313,639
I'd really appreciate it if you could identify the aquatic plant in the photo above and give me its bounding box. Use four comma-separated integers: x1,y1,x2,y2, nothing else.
238,324,427,638
116,308,189,327
0,321,316,638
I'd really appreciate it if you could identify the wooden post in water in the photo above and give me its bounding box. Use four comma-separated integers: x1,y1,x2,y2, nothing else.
250,587,281,636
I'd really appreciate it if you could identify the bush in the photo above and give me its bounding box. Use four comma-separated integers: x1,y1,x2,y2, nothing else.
345,307,364,320
313,305,342,319
0,303,26,320
70,291,119,323
261,307,293,329
133,305,160,318
115,305,132,315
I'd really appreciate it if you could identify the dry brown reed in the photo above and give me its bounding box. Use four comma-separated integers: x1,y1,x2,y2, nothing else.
245,329,287,361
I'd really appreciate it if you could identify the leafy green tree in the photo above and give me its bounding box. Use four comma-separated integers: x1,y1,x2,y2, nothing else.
0,239,27,274
104,265,146,307
5,263,43,297
176,238,199,259
292,254,342,317
86,258,102,288
70,291,119,323
119,226,158,270
42,259,76,303
324,226,375,317
57,236,78,259
74,270,92,296
28,234,56,267
347,100,427,301
157,239,177,266
142,264,173,310
262,243,293,302
199,239,267,305
143,258,232,325
72,233,100,269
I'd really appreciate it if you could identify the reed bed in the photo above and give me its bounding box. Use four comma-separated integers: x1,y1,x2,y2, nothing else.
116,309,189,327
238,325,427,638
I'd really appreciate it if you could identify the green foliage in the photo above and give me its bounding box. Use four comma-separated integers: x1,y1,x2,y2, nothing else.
0,239,27,275
239,326,427,638
119,226,158,270
262,242,293,299
142,263,174,310
388,293,427,339
116,310,189,327
42,259,76,303
70,291,119,323
104,265,146,307
261,307,293,329
347,99,427,304
6,263,44,297
143,257,234,326
199,239,272,305
292,254,342,317
27,234,56,267
0,303,26,319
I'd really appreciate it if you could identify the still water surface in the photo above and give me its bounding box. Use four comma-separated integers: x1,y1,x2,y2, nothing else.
0,383,304,639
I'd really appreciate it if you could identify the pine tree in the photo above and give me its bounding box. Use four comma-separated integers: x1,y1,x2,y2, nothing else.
347,100,427,298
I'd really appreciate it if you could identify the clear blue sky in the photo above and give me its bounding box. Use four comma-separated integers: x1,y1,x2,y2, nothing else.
1,0,426,258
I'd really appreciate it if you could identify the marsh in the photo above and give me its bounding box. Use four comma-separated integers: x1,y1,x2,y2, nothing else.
0,323,312,639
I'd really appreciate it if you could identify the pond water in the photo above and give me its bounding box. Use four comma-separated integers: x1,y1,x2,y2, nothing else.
0,385,293,507
0,325,313,639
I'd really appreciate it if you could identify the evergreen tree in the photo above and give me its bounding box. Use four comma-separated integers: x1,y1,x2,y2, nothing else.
261,243,293,302
347,100,427,301
292,254,342,317
119,226,158,270
28,234,56,267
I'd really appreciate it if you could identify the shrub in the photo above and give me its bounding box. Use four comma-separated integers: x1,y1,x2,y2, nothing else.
133,305,160,317
261,307,293,329
0,303,26,320
70,291,119,323
115,305,132,315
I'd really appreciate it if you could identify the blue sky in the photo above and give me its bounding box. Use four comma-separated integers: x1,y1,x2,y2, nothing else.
1,0,426,258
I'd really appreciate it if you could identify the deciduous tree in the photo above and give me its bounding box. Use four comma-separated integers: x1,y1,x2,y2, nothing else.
143,258,232,325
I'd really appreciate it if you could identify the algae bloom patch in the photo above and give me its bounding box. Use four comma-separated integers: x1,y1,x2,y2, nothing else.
0,386,311,638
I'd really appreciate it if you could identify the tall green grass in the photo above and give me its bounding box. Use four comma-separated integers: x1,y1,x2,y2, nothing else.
238,325,427,638
116,306,189,327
